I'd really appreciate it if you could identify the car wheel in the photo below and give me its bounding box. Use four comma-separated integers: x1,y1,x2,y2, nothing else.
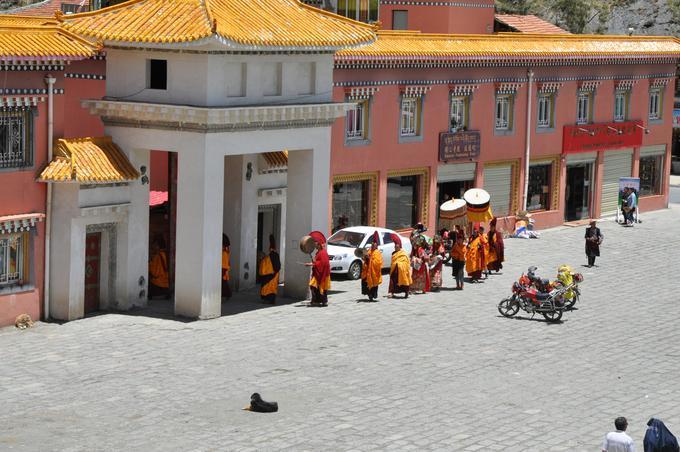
348,260,362,280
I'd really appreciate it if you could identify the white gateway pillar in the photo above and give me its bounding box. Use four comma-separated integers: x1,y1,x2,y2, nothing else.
284,146,330,299
174,148,224,319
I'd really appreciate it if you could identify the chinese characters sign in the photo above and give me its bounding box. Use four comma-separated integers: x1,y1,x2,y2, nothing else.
439,130,480,162
562,121,643,154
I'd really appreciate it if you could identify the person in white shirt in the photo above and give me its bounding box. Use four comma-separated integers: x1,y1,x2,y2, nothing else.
602,416,636,452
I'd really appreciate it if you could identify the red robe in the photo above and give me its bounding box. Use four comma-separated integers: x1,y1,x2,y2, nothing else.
310,249,331,303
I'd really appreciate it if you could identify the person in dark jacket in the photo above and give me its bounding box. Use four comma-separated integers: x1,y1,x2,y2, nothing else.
585,220,603,267
644,418,679,452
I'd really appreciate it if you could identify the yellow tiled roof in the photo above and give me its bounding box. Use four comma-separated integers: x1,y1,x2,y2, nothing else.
0,17,99,60
337,30,680,60
60,0,376,48
38,137,140,183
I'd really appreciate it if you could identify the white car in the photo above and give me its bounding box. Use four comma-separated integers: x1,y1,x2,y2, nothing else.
326,226,412,280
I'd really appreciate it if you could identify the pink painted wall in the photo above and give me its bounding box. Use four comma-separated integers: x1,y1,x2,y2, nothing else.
379,1,495,34
0,59,105,327
149,150,169,192
332,62,676,232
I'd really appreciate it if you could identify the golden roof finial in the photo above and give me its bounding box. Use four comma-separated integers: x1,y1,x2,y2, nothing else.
211,19,217,33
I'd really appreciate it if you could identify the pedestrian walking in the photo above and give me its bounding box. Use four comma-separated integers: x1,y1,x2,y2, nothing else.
305,231,330,306
222,234,232,299
360,231,383,301
388,234,412,298
585,220,603,268
602,416,635,452
644,418,679,452
450,232,467,290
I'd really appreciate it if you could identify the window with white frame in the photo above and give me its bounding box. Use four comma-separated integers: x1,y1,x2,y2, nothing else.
614,91,629,122
537,93,553,128
450,95,468,132
576,92,592,125
400,97,420,136
495,94,512,130
0,109,32,169
0,233,24,287
346,100,368,140
649,88,663,120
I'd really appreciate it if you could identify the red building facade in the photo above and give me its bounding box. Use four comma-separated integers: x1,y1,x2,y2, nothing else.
327,2,679,233
0,17,103,326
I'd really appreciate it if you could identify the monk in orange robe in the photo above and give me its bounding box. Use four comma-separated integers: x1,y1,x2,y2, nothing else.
450,233,467,290
389,233,412,298
361,231,383,301
305,231,331,306
258,234,280,304
148,236,169,299
466,229,484,282
479,226,490,278
486,217,505,272
222,234,232,299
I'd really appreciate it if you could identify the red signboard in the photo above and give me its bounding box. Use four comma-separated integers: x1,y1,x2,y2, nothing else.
562,121,644,154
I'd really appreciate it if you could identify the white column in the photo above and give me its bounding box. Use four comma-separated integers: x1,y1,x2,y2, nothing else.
123,149,150,309
223,155,258,291
175,148,224,319
284,145,330,299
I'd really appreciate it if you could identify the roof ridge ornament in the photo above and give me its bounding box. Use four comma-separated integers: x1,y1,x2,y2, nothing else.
211,18,217,34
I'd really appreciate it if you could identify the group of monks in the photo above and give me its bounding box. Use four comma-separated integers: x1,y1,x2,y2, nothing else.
148,218,504,306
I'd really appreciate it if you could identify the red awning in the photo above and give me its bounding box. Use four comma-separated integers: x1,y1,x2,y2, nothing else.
149,191,168,207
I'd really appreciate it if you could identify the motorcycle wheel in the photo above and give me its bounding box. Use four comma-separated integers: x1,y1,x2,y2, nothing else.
564,287,580,310
542,310,563,322
498,298,520,318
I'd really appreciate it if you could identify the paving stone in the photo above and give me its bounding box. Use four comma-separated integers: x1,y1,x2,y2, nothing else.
1,207,679,450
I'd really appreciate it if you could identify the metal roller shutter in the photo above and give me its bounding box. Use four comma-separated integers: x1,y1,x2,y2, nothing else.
640,145,666,158
437,162,476,183
566,152,597,165
484,164,512,217
600,150,632,215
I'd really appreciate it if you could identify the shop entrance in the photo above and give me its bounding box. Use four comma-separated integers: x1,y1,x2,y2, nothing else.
565,163,593,221
84,232,101,314
437,180,472,228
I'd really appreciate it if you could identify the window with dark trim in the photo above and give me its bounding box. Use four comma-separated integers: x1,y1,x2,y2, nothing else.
0,233,27,287
386,175,420,229
147,59,167,90
332,180,369,230
639,155,663,196
0,109,32,169
527,163,552,211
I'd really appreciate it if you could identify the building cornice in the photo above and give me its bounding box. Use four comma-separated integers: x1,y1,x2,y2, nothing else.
82,100,354,132
334,56,679,69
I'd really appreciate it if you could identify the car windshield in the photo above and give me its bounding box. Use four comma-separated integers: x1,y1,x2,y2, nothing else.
328,230,365,248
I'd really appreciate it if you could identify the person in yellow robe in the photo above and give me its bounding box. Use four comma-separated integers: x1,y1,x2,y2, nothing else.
479,225,490,279
389,233,412,299
222,234,232,299
466,228,484,283
258,234,281,304
305,231,331,306
450,233,467,290
361,231,383,302
148,236,169,299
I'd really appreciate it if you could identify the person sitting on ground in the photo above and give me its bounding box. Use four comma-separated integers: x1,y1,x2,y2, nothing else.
602,416,635,452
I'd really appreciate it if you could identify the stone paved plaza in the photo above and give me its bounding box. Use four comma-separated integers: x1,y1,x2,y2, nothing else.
2,201,680,451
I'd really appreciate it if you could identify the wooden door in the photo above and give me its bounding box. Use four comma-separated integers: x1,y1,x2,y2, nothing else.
84,232,102,314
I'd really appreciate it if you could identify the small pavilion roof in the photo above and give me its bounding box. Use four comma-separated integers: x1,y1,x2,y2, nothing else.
0,17,100,61
38,137,140,184
5,0,90,17
495,14,569,34
59,0,376,50
336,30,680,62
